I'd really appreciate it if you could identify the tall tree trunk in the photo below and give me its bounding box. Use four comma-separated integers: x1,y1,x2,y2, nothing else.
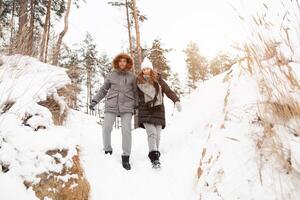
89,78,93,115
18,0,28,54
28,0,35,56
44,14,51,62
86,82,89,114
9,0,16,55
52,0,72,65
39,0,51,61
131,0,142,71
131,0,141,129
0,1,2,14
125,0,135,71
18,0,28,32
86,67,91,114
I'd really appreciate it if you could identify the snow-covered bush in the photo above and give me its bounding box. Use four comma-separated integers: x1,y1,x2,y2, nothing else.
0,55,90,200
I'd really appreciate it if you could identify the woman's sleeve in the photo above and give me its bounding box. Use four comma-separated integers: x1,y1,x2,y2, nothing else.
159,77,180,103
133,76,139,108
92,76,111,103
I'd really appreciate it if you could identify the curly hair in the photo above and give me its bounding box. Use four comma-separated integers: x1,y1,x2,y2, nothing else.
113,53,133,71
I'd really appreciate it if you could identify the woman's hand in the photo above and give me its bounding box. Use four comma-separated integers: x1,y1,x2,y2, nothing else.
175,101,182,112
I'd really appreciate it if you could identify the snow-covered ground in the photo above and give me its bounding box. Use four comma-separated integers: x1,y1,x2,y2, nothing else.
66,99,202,200
71,60,300,200
1,54,300,200
0,55,80,200
0,55,204,200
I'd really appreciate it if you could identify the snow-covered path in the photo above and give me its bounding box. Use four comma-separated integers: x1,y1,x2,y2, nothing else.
66,72,228,200
67,111,201,200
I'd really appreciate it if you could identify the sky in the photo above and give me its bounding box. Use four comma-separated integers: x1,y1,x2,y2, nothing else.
63,0,282,80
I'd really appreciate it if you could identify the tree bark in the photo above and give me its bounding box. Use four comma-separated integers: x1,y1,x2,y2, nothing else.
18,0,28,33
0,1,2,14
131,0,142,71
44,14,51,62
9,0,16,55
39,0,51,61
28,0,35,56
86,67,91,114
52,0,72,65
18,0,28,54
125,0,135,72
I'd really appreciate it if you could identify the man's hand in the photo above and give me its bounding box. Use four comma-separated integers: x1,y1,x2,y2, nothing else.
89,101,97,111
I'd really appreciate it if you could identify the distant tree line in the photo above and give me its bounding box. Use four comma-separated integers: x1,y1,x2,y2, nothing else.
0,0,237,117
184,41,237,92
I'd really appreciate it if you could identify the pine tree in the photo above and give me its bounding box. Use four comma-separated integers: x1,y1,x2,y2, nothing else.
0,0,15,49
168,72,184,98
184,41,208,91
209,52,235,77
80,33,99,114
98,53,112,78
0,0,82,57
148,39,172,79
60,44,83,109
93,53,112,118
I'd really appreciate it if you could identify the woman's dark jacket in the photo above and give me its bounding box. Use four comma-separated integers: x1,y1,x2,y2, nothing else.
137,76,180,129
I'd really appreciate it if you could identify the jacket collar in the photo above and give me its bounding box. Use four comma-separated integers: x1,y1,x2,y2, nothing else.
114,69,129,75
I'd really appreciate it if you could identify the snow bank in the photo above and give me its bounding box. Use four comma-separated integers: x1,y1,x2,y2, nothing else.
0,55,89,200
169,59,300,199
0,173,38,200
2,54,299,200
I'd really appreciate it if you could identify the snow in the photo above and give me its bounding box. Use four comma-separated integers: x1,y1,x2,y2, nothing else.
67,59,300,200
68,59,300,200
0,55,78,200
190,63,300,199
0,55,203,200
1,53,300,200
0,173,38,200
66,109,201,200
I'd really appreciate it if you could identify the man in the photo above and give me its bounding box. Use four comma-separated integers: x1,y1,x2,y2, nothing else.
89,53,136,170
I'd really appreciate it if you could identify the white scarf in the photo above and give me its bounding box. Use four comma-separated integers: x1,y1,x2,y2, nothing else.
138,80,163,107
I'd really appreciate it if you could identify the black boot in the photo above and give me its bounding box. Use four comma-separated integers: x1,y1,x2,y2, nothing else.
148,151,161,169
156,151,161,158
104,150,113,155
121,155,131,170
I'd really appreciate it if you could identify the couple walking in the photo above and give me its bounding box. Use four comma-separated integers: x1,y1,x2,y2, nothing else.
89,53,182,170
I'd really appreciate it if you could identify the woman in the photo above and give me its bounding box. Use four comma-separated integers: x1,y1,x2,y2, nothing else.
137,58,182,168
89,53,136,170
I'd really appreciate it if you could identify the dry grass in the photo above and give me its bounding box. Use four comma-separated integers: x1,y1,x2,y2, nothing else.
236,1,300,178
220,70,233,129
58,84,80,109
24,148,90,200
38,88,70,126
195,2,300,196
38,96,67,126
0,101,15,114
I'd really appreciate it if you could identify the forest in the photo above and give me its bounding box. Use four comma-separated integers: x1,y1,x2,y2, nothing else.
0,0,236,119
1,0,300,200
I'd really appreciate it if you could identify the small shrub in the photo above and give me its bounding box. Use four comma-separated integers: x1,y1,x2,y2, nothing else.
38,96,68,126
0,101,15,114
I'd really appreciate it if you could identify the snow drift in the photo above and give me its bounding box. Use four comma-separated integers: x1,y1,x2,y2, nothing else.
1,52,300,200
0,55,90,200
169,58,300,199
